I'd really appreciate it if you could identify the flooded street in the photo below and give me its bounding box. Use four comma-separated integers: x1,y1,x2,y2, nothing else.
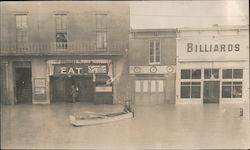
1,102,249,149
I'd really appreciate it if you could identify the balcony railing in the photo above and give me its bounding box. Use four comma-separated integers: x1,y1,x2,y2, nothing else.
0,42,128,56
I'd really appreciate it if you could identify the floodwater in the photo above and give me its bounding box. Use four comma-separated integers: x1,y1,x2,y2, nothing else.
1,102,249,149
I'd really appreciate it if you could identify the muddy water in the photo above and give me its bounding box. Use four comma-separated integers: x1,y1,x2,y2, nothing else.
1,102,249,149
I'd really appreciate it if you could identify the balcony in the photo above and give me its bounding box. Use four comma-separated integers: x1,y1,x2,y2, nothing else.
0,42,128,56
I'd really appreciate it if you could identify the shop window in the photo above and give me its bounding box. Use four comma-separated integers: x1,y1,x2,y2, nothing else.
204,69,219,79
223,69,243,79
192,69,201,79
16,14,28,50
143,80,148,92
181,82,201,98
222,82,242,98
55,14,67,49
158,80,164,92
151,80,156,92
149,40,161,64
233,69,243,79
135,80,141,92
181,69,201,79
181,70,190,79
222,69,232,79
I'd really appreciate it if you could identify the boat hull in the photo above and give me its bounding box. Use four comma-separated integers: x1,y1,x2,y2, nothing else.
69,112,133,127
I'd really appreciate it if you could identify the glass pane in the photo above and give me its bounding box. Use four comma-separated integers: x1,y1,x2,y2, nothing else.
135,80,141,92
181,86,190,98
191,86,200,98
191,82,201,85
56,32,67,42
181,70,190,79
233,84,242,98
192,69,201,79
222,86,231,98
223,69,232,79
150,56,154,63
181,82,190,85
149,49,154,55
21,15,27,28
96,14,107,29
150,41,154,48
233,69,243,79
212,69,219,79
151,80,156,92
222,82,232,85
16,15,21,28
204,69,211,79
158,80,164,92
155,56,160,62
156,41,160,48
143,80,148,92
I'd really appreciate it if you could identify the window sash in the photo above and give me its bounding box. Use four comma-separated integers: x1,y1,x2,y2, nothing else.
149,40,161,64
16,15,27,29
181,82,201,99
96,31,107,49
96,14,107,29
222,81,242,98
55,14,67,32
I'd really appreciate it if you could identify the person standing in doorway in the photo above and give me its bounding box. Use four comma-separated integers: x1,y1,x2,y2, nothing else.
71,85,78,103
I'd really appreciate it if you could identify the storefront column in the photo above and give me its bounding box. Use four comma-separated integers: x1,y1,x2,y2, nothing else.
129,74,135,104
7,60,15,104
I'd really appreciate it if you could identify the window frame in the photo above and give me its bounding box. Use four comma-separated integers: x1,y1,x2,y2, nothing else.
55,13,68,50
15,14,28,50
149,40,161,65
96,13,108,49
180,68,202,100
221,68,243,100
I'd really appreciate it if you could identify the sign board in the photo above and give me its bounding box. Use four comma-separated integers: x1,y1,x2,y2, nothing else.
53,64,107,75
34,78,46,100
177,33,249,61
96,86,113,92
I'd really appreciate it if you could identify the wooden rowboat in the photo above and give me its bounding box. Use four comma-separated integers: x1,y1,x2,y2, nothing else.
69,111,134,127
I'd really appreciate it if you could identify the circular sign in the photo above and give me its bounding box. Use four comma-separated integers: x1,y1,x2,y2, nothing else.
134,66,141,73
150,66,157,73
166,66,175,73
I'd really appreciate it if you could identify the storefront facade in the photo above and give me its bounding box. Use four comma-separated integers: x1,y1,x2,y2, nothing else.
129,29,177,105
0,2,129,105
176,26,249,104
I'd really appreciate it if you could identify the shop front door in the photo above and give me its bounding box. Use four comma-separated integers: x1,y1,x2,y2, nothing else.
203,81,220,103
15,68,32,104
50,76,95,102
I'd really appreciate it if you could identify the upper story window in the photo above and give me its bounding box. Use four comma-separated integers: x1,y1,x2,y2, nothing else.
96,13,107,49
16,14,28,50
96,14,107,29
55,14,67,49
149,40,161,64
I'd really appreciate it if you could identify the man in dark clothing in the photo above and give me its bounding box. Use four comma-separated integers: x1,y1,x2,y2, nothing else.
71,85,78,103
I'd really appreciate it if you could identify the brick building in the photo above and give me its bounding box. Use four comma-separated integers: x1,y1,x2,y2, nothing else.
0,1,129,104
129,29,177,105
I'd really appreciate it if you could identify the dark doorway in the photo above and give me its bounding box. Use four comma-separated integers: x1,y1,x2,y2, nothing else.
15,68,32,103
50,75,95,102
203,81,220,103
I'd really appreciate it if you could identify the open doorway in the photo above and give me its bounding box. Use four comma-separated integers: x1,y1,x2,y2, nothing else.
203,81,220,103
50,75,95,103
15,68,32,104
